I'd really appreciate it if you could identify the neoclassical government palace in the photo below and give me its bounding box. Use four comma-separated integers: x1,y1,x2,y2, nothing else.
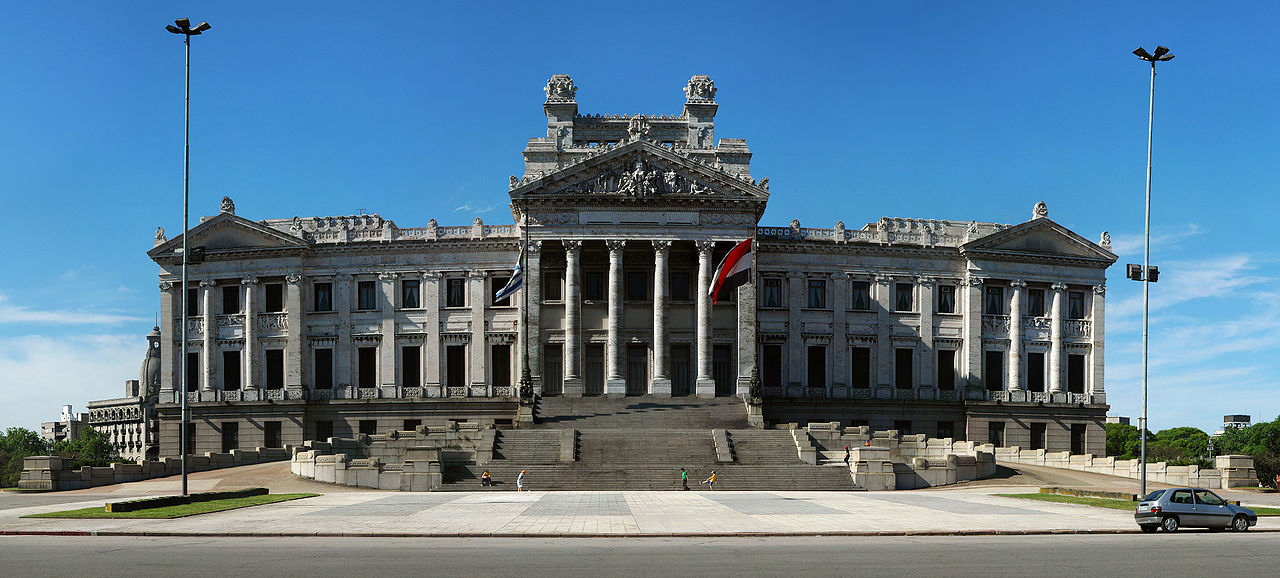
136,74,1116,457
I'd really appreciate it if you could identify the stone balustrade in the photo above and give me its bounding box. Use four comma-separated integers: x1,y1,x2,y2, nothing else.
994,447,1258,489
18,447,293,491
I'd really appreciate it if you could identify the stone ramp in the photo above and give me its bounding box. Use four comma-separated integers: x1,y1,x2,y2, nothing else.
533,395,748,429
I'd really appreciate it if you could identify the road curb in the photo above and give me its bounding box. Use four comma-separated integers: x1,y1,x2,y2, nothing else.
4,528,1277,538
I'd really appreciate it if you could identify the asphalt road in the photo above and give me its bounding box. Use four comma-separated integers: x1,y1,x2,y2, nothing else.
1,533,1275,576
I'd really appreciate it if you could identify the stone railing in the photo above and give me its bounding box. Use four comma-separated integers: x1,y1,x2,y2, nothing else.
291,423,494,491
995,448,1257,489
258,313,288,335
986,390,1099,404
1064,319,1091,339
803,425,997,491
18,447,293,491
981,314,1009,336
756,218,1003,248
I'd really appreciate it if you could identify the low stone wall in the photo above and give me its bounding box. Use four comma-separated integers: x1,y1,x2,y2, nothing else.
290,421,493,491
995,447,1257,489
805,423,997,490
18,447,293,491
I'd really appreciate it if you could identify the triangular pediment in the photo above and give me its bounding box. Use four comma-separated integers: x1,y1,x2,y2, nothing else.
509,140,769,202
961,218,1116,263
148,212,308,259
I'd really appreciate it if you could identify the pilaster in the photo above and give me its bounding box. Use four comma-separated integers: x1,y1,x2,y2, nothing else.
786,271,803,393
285,273,304,390
242,276,259,390
562,241,583,397
423,271,442,391
735,257,759,396
200,279,216,392
335,274,353,389
917,277,936,392
651,240,672,396
159,282,176,393
526,241,543,393
1008,279,1026,391
379,272,398,390
1049,282,1067,393
962,275,984,393
468,269,488,393
695,240,716,397
874,274,893,393
1090,283,1106,402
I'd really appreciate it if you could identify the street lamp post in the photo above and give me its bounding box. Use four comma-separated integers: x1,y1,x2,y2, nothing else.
1132,45,1173,498
167,17,211,497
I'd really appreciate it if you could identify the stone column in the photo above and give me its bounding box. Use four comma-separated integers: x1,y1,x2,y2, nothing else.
379,272,398,392
335,274,353,390
917,277,936,393
200,279,216,392
562,241,583,397
423,271,442,392
243,276,259,391
874,274,893,394
159,282,176,395
1049,282,1067,393
786,272,803,394
829,273,848,396
285,273,304,391
605,239,627,395
526,241,543,393
468,269,487,394
962,275,984,393
1007,279,1025,392
1090,284,1106,403
651,240,672,396
735,259,759,396
695,240,716,397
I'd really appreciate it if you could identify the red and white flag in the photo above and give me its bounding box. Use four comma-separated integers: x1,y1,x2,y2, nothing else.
709,238,753,304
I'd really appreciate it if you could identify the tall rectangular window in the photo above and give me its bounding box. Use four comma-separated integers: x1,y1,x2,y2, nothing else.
1071,423,1087,454
584,272,605,301
314,348,333,389
671,271,691,301
937,285,955,313
1030,423,1047,450
222,285,240,314
762,278,782,308
315,420,333,442
807,346,826,388
807,279,827,309
762,344,783,386
220,422,239,453
894,283,913,312
222,351,241,391
851,281,871,311
446,278,466,307
185,352,199,392
265,283,284,313
1067,354,1086,393
446,345,466,387
1029,288,1046,317
895,348,913,389
1069,291,1085,319
544,344,563,395
543,271,563,301
314,282,333,312
492,344,511,386
402,280,420,308
984,286,1004,315
357,347,377,388
988,421,1005,447
357,281,377,310
265,349,284,390
1028,352,1046,392
984,350,1003,391
626,271,647,301
187,288,200,315
492,276,511,306
851,347,871,388
937,350,956,390
402,346,420,386
264,421,282,449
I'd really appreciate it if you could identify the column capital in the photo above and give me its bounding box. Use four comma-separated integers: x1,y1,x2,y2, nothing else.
241,276,260,285
695,239,716,254
563,239,583,253
1093,283,1106,296
651,240,672,252
916,276,936,286
1009,279,1027,289
198,278,217,288
285,273,303,285
467,269,487,280
422,270,443,280
527,240,542,255
605,239,627,253
874,273,894,284
963,274,984,287
1050,282,1069,292
378,272,400,281
159,281,174,292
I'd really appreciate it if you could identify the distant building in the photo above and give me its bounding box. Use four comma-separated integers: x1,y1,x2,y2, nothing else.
1106,416,1130,426
81,327,163,461
1214,414,1251,437
40,405,88,443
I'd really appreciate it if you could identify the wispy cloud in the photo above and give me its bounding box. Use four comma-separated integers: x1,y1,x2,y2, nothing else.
0,294,143,325
0,333,141,431
454,203,495,214
1108,223,1202,257
1106,253,1268,325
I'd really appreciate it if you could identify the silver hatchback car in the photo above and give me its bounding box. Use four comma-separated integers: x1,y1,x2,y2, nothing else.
1134,488,1257,533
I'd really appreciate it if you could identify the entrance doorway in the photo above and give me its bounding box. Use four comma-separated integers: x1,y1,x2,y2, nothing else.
671,344,691,396
626,344,648,395
543,344,563,395
713,344,734,396
585,344,604,395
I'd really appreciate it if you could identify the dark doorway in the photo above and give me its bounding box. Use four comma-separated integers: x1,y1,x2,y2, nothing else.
543,344,563,395
585,344,604,395
713,344,734,396
671,344,691,396
220,422,238,453
762,344,783,387
1071,423,1087,454
626,344,648,395
1030,422,1047,450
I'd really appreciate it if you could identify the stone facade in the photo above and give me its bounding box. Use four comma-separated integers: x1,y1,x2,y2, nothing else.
142,75,1116,456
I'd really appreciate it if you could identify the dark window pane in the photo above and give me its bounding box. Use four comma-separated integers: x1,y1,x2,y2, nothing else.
626,271,646,301
671,272,690,301
807,279,826,309
1029,289,1045,317
264,421,282,449
895,283,913,312
763,344,783,386
894,420,912,435
222,350,241,390
265,349,284,389
543,271,563,301
984,350,1003,391
988,422,1005,446
314,348,333,389
265,283,284,313
492,344,511,386
358,347,377,388
937,285,955,314
222,285,240,314
1031,423,1046,450
446,345,466,387
221,422,238,453
895,348,913,389
852,282,871,311
492,276,511,306
585,272,605,301
1068,354,1086,393
402,280,420,308
762,278,782,308
359,420,378,436
358,281,377,310
1069,291,1085,319
402,346,420,386
315,420,333,441
314,283,333,312
851,347,871,388
984,286,1003,315
447,278,466,307
186,288,199,316
807,346,825,388
1028,352,1045,392
937,350,955,390
185,352,199,392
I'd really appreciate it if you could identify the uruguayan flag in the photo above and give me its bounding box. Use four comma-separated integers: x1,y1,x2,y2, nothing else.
494,247,525,302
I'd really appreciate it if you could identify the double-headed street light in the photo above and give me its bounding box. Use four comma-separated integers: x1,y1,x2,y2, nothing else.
167,17,211,497
1131,45,1173,498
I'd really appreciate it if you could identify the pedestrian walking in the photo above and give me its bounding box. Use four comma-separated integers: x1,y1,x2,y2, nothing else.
517,469,526,492
681,468,689,490
701,470,717,490
843,446,851,467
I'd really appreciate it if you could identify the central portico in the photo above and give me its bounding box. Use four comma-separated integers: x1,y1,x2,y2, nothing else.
511,75,767,398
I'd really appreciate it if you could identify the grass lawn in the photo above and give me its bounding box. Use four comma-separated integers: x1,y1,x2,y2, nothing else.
995,493,1280,516
23,493,319,519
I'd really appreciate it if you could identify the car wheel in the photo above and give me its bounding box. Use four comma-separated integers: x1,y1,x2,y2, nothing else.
1232,515,1250,532
1140,524,1158,533
1161,516,1179,532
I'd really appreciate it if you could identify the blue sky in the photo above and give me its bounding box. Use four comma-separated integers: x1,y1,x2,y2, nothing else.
1,2,1277,436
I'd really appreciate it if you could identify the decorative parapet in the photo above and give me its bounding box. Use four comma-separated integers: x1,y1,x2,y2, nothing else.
995,450,1258,489
757,217,1008,248
18,447,292,491
263,214,520,245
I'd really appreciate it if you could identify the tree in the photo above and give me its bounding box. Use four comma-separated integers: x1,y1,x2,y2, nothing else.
1215,415,1280,487
0,427,49,488
51,427,116,470
1153,427,1212,460
1105,422,1143,460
